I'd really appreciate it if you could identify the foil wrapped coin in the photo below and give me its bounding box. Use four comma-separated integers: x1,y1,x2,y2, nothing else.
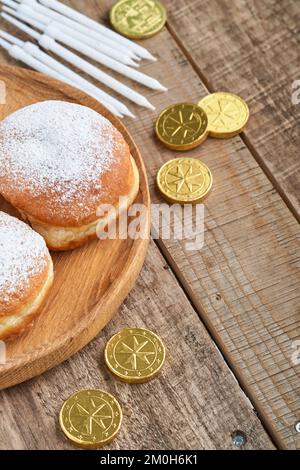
110,0,167,39
198,92,249,138
59,389,122,448
155,103,208,150
105,328,166,383
157,157,213,204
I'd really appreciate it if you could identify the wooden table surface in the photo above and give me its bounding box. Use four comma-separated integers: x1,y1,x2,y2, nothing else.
0,0,299,450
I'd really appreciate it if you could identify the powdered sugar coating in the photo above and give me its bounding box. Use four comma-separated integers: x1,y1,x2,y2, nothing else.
0,101,123,224
0,212,49,306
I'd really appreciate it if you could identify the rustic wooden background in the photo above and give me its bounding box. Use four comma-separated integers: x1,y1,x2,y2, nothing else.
0,0,299,450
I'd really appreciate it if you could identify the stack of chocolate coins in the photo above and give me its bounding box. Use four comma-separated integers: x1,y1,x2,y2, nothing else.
155,93,250,204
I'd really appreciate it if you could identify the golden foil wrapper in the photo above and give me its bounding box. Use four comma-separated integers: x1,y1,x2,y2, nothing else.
59,389,122,448
198,92,249,138
155,103,209,150
110,0,167,39
105,328,166,383
157,157,213,204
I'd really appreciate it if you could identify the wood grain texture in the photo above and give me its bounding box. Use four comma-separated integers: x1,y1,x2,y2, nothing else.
165,0,300,219
0,33,274,453
49,0,300,448
0,242,275,450
0,65,150,389
0,0,298,450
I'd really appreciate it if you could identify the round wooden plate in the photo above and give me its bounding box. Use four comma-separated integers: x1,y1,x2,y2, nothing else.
0,65,150,389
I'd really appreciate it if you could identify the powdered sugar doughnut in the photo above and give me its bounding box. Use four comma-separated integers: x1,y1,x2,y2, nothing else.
0,100,139,250
0,212,53,341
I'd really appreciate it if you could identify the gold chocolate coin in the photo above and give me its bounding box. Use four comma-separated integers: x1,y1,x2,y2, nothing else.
110,0,167,39
157,158,212,204
198,92,249,138
59,389,122,448
105,328,166,383
155,103,208,150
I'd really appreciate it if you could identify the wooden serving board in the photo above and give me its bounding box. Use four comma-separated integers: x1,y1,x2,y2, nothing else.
0,65,150,390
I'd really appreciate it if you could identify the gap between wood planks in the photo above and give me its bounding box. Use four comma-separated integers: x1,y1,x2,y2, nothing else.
166,21,300,226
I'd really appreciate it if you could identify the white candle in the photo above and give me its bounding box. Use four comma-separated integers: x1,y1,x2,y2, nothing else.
0,35,123,117
38,35,155,110
45,23,166,90
23,41,134,116
39,0,157,61
3,8,167,91
1,11,155,109
0,18,137,118
18,0,140,61
16,2,138,67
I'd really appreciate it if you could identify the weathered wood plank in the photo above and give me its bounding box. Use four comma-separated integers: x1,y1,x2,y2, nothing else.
63,0,300,448
164,0,300,219
0,0,298,449
0,243,274,450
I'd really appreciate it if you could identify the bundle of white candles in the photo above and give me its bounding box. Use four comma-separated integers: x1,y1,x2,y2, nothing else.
0,0,168,118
